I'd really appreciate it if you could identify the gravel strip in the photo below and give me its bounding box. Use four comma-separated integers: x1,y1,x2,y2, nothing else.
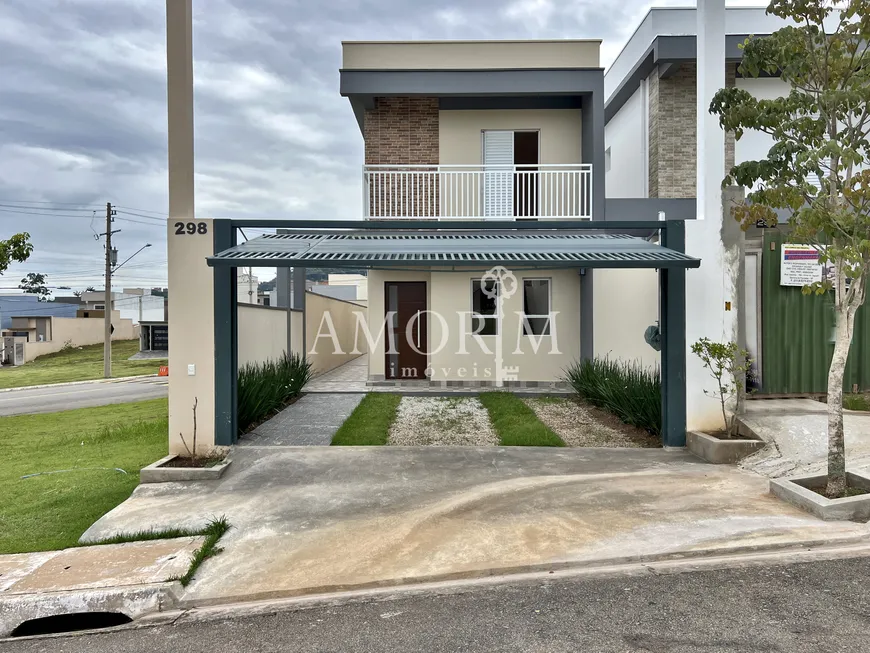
388,397,500,446
524,397,659,448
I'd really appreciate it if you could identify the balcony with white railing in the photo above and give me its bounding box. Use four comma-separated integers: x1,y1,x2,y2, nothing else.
363,164,593,220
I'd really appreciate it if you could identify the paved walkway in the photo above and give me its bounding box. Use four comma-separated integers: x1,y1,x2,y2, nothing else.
239,393,365,446
305,355,368,393
82,447,870,607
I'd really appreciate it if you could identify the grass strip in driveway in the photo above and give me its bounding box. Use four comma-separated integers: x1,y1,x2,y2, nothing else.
478,392,566,447
0,340,165,389
331,393,401,445
0,398,168,554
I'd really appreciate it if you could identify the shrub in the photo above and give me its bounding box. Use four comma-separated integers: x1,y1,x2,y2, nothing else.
237,352,312,434
564,357,661,436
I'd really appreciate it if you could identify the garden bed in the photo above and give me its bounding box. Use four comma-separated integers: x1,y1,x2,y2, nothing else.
388,397,499,446
524,397,660,448
140,454,231,483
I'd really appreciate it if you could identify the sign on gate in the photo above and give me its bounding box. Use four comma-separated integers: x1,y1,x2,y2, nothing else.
780,243,825,287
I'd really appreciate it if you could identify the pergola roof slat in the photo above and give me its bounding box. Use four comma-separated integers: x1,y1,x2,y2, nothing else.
207,229,700,270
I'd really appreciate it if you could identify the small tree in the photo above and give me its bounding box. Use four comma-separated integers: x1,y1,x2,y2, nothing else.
18,272,51,301
710,0,870,497
691,338,753,436
0,233,32,275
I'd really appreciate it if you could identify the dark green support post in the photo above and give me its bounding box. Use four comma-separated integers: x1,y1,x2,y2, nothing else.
213,219,237,445
660,220,687,447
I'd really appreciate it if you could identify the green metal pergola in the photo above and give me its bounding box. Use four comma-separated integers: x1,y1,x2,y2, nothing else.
207,219,698,448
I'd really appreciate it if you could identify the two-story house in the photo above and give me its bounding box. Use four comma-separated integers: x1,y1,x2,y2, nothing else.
340,40,604,384
166,15,699,450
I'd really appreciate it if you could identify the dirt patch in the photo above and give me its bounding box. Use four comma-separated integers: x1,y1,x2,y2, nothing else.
807,485,869,499
524,397,661,448
388,397,499,446
161,455,227,468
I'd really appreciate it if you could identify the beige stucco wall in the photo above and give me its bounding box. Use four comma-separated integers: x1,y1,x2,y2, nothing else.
342,40,600,70
367,268,581,382
439,109,583,166
305,292,368,376
237,304,288,367
167,218,215,454
593,269,660,370
22,312,136,362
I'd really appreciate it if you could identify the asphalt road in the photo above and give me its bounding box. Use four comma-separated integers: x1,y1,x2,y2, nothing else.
0,377,168,416
3,558,869,652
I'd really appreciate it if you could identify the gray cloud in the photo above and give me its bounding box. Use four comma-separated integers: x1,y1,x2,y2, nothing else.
1,0,684,291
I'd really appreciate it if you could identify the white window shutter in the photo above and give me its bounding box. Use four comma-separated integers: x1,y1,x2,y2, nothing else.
483,131,513,217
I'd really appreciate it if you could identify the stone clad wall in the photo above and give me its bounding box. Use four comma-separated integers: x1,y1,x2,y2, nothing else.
648,63,736,198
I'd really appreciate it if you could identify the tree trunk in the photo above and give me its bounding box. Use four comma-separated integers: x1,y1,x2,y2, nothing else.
826,302,857,498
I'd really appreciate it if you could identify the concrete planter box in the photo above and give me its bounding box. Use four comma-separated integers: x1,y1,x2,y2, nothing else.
686,430,766,464
770,471,870,522
140,454,231,483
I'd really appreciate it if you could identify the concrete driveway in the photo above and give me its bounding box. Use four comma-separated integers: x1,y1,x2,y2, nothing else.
0,377,167,416
738,399,870,477
82,446,870,606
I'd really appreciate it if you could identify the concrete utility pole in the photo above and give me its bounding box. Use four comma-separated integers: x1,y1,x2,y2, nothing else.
103,202,117,378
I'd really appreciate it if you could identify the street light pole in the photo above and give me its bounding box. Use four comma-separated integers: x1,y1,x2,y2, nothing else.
103,203,118,379
112,243,152,275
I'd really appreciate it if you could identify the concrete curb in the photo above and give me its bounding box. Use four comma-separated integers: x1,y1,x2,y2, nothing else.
0,582,181,639
6,536,870,641
173,530,870,609
0,375,159,393
150,538,870,629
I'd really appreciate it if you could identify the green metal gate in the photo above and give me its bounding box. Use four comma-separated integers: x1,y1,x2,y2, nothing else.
761,231,870,394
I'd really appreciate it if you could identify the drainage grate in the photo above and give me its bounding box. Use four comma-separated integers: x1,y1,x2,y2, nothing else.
11,612,133,637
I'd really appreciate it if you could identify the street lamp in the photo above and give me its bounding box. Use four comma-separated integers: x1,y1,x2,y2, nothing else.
112,243,152,275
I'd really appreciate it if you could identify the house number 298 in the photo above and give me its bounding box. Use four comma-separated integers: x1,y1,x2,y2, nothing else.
174,221,208,235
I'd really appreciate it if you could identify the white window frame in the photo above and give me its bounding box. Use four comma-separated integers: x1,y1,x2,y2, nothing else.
470,277,500,336
94,304,106,310
522,277,552,336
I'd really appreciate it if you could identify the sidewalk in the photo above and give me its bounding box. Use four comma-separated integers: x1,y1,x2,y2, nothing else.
0,538,201,637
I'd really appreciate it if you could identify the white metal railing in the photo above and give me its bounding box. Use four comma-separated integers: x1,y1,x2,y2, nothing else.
362,164,593,220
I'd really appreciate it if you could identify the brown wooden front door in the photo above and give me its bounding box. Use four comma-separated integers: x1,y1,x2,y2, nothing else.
385,282,428,380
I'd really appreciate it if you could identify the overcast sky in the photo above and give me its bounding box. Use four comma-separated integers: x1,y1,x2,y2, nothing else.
0,0,762,293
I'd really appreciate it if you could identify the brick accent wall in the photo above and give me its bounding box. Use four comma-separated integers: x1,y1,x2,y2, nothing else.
363,97,440,216
364,97,439,165
647,63,736,198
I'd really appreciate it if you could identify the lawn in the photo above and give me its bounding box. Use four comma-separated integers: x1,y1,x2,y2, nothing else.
0,339,165,389
331,393,401,445
0,398,168,554
478,393,566,447
331,392,566,447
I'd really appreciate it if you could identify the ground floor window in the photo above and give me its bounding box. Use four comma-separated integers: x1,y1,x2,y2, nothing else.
471,278,499,335
522,278,551,336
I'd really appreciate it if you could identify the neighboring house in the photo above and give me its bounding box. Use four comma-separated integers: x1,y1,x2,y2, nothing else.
1,311,136,364
0,294,79,332
603,5,869,395
79,288,165,324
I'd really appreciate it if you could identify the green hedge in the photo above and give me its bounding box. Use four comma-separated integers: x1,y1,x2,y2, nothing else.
564,358,661,436
238,353,312,433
